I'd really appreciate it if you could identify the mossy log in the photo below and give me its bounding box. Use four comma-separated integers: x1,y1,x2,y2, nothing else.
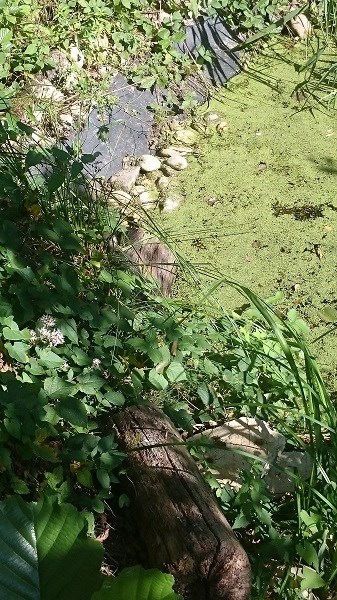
113,404,251,600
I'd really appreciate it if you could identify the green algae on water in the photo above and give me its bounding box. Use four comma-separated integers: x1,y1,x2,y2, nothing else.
159,42,337,386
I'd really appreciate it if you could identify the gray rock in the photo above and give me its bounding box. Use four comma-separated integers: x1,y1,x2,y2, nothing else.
139,190,158,208
159,145,194,158
174,128,197,145
110,166,140,192
108,189,132,206
139,154,162,172
190,417,313,496
131,184,146,197
160,165,178,177
162,196,182,212
166,153,188,171
35,78,64,102
157,176,170,190
177,15,240,88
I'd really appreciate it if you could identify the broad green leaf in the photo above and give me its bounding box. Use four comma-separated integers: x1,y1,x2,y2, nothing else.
296,541,319,571
321,306,337,323
300,566,325,591
4,341,29,363
58,318,78,344
166,362,186,383
0,496,103,600
37,348,64,368
44,376,75,399
56,397,88,427
92,565,183,600
2,326,30,341
104,391,126,406
47,170,65,193
96,469,110,489
148,369,168,391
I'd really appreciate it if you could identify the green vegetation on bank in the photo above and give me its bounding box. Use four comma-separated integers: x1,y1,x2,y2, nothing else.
0,1,337,599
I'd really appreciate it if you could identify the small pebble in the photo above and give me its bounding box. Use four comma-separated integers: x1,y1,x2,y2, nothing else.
166,153,188,171
139,154,161,173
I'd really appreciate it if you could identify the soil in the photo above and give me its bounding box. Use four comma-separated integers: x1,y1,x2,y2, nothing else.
158,40,337,391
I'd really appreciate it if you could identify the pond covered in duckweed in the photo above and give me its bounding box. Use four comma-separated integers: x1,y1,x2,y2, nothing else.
159,41,337,389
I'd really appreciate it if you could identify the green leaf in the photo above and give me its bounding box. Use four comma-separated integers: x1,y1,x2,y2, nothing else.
4,341,29,363
76,468,93,488
104,391,126,407
92,565,183,600
148,369,168,391
166,362,186,383
2,326,30,341
96,469,110,489
44,376,75,399
296,541,320,571
56,397,88,427
0,496,103,600
37,348,64,368
25,149,46,169
47,170,65,193
300,566,325,591
58,318,78,344
232,512,249,529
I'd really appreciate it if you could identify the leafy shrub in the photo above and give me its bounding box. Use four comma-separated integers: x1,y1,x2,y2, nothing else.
0,495,182,600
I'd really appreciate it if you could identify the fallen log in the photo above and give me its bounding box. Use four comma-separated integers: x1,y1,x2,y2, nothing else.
113,404,251,600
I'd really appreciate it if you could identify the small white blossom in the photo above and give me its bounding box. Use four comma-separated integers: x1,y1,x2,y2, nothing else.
49,329,65,347
29,330,37,343
37,326,64,347
92,358,101,369
40,315,56,327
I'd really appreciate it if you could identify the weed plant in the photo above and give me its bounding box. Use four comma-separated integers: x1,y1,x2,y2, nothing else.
0,115,336,597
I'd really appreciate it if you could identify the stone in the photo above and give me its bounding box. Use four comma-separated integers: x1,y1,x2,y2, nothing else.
216,120,229,134
50,49,71,72
157,176,170,191
108,189,132,206
35,78,64,102
289,14,312,39
265,451,313,496
161,165,178,177
162,196,181,212
204,111,220,123
138,190,158,208
110,166,140,193
159,145,194,158
33,110,43,123
174,128,197,145
139,154,161,172
131,185,146,197
190,417,313,496
166,153,188,171
69,44,85,68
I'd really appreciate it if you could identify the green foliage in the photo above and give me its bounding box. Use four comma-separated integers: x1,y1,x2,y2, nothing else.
0,495,182,600
93,566,183,600
0,0,293,110
1,115,337,598
0,495,103,599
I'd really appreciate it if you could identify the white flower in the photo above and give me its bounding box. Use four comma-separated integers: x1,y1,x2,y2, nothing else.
29,330,37,343
40,315,56,327
92,358,101,369
49,329,65,347
37,326,64,347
